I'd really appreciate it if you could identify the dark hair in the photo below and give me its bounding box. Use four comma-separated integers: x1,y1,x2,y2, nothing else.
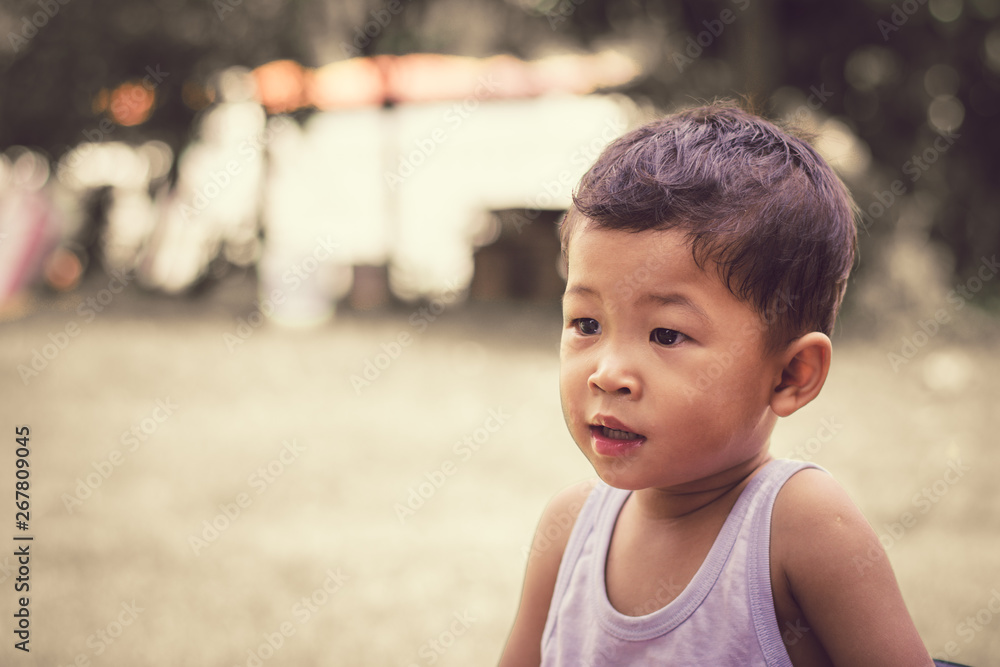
561,101,858,351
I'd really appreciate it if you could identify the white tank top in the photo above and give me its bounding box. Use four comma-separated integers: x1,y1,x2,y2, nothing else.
541,459,821,666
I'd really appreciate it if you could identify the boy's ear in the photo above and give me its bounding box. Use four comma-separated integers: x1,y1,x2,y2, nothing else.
770,332,832,418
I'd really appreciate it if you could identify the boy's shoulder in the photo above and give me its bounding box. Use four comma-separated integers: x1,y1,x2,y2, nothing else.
499,478,600,665
768,466,933,665
536,479,601,548
770,468,874,614
772,466,869,548
524,478,601,570
771,466,875,575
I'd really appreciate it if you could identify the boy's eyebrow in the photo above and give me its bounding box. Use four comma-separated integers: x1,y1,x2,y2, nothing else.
563,285,597,300
564,285,711,323
639,292,711,323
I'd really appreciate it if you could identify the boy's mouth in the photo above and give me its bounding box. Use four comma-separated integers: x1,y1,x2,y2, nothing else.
590,416,645,441
597,426,642,440
589,419,646,457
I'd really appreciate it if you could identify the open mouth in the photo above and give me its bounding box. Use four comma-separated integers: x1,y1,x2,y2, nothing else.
598,426,642,440
589,416,645,440
589,422,645,457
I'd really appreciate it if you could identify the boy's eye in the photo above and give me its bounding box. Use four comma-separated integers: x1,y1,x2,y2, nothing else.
651,328,685,346
573,318,601,335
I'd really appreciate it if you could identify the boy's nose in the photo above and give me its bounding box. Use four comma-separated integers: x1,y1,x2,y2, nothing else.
588,354,641,398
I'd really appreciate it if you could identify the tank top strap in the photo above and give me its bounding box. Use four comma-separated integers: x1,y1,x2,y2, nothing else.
747,459,825,663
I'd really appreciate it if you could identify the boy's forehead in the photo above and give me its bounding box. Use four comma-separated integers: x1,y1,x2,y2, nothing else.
566,223,698,274
563,223,740,309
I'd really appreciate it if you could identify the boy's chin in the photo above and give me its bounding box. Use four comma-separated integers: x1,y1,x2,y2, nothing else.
585,456,649,491
595,474,648,491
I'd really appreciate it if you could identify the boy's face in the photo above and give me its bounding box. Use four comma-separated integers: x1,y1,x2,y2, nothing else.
559,224,785,491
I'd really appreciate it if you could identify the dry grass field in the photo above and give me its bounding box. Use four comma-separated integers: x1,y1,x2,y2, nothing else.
1,272,997,666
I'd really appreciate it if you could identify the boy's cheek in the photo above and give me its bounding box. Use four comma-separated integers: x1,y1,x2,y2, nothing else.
559,333,587,359
558,366,583,398
558,331,571,352
558,391,584,433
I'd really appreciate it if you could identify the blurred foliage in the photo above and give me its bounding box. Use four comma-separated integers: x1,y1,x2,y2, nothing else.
1,0,998,285
0,0,309,154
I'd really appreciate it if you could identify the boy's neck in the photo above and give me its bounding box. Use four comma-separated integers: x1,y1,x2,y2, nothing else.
629,450,774,522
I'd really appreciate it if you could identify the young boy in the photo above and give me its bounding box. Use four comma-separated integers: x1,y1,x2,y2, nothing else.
500,103,935,666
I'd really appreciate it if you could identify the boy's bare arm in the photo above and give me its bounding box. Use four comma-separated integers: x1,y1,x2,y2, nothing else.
772,469,934,667
499,479,596,667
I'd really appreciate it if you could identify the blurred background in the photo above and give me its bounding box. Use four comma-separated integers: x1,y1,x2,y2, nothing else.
1,0,998,664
